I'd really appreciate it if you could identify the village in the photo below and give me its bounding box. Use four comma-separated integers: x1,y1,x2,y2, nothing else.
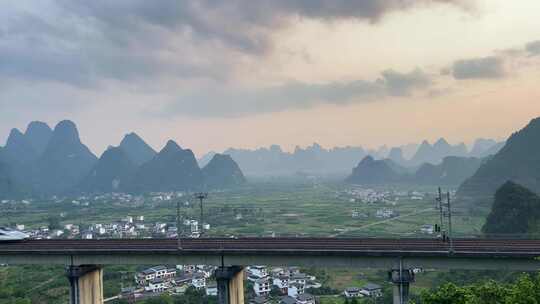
339,187,427,205
21,214,205,240
126,264,383,304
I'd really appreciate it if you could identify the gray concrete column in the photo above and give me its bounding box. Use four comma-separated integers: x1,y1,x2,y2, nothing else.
66,265,104,304
389,268,415,304
214,266,244,304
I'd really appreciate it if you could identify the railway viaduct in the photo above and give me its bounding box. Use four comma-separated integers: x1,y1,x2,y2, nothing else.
2,238,540,304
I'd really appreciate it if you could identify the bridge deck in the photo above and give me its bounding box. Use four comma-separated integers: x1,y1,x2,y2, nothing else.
1,238,540,269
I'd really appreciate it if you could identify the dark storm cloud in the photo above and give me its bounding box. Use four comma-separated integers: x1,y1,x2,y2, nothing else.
0,3,230,87
450,56,505,79
164,68,433,117
526,40,540,56
58,0,472,53
0,0,472,86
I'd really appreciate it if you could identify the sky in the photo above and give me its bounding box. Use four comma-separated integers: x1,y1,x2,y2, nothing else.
1,0,540,157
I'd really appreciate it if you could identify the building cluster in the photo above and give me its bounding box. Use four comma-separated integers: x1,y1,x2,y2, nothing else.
375,208,397,219
24,214,208,240
247,266,321,304
80,191,185,205
343,283,383,298
2,191,189,209
134,265,215,295
341,188,428,204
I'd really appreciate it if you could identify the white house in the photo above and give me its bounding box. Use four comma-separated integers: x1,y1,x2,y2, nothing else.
206,284,218,296
287,283,304,298
196,265,215,278
135,266,176,285
375,209,395,218
173,273,193,287
190,221,199,233
192,273,206,289
273,275,290,292
344,287,362,298
82,232,93,239
296,293,315,304
360,283,383,298
253,278,271,296
248,266,268,279
290,273,307,285
145,278,169,293
420,224,434,235
181,265,196,273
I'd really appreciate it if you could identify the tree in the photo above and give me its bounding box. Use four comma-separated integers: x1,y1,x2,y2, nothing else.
143,294,173,304
417,283,469,304
416,274,540,304
46,216,62,230
483,181,540,235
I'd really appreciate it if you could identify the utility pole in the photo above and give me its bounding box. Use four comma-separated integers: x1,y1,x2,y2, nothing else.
194,193,208,237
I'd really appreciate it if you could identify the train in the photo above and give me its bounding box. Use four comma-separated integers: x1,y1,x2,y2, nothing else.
0,227,29,241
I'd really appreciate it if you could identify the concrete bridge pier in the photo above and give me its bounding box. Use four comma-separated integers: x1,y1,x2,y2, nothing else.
214,266,245,304
66,265,104,304
389,267,415,304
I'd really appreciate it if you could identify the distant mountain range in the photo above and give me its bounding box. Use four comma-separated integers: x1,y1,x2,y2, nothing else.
345,155,484,186
201,144,367,176
0,118,513,198
0,121,246,198
458,117,540,202
202,137,503,177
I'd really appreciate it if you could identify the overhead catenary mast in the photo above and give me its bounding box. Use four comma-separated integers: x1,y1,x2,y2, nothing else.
177,200,182,249
194,192,208,237
447,191,454,252
437,187,444,238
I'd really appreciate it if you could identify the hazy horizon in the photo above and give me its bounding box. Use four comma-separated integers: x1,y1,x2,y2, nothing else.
1,0,539,156
0,118,510,158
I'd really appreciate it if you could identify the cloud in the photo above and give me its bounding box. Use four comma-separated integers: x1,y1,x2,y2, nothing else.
59,0,472,53
163,68,433,117
380,68,432,96
0,1,472,86
525,40,540,56
450,56,505,79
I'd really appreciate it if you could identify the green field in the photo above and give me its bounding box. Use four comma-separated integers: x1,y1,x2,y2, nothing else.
0,179,494,303
1,180,489,238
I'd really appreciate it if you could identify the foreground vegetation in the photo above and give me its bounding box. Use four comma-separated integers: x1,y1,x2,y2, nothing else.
416,274,540,304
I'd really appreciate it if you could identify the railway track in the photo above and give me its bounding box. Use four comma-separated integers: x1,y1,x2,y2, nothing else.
1,238,540,255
